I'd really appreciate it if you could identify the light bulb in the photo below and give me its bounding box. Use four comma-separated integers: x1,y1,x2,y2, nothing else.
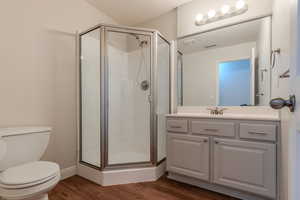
207,9,216,19
195,13,204,23
221,5,230,15
236,0,246,10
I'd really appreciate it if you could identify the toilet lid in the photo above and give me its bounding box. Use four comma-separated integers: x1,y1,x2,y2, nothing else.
0,161,60,186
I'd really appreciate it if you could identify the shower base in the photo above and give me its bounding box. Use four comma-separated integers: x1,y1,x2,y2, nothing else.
82,151,150,167
77,160,166,186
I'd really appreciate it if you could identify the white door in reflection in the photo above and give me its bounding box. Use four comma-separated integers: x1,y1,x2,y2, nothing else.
218,59,251,106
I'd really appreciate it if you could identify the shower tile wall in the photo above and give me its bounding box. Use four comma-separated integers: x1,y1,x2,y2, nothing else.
128,49,151,160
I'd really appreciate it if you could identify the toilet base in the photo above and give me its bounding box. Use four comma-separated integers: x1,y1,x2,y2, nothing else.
32,194,48,200
24,194,48,200
2,193,48,200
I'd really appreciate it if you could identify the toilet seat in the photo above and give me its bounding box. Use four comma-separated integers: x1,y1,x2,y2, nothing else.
0,161,60,189
0,173,60,200
0,161,60,200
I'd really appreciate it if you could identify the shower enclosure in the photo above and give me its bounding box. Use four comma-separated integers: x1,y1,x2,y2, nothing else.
79,24,170,173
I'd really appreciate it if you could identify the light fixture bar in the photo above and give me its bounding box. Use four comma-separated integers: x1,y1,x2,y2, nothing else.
195,0,248,26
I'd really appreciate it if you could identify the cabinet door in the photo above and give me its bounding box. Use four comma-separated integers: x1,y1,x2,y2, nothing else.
213,139,276,198
167,134,209,181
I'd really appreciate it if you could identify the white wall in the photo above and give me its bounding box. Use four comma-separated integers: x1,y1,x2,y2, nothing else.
183,42,256,106
177,0,273,37
0,0,117,169
137,9,178,41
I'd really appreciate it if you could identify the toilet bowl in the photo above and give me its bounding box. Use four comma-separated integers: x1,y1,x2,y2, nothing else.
0,127,60,200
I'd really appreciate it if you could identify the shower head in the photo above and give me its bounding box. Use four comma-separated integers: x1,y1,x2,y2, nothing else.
130,33,148,47
130,33,140,40
139,40,148,47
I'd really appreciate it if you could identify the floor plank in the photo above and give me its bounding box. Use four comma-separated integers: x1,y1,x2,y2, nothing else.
49,176,240,200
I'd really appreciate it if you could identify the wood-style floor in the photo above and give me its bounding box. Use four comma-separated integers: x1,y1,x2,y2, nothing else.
49,175,240,200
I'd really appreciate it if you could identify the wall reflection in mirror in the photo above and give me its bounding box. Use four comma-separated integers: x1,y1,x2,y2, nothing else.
177,17,271,107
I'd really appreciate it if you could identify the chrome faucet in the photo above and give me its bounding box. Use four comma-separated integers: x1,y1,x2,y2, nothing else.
207,107,227,115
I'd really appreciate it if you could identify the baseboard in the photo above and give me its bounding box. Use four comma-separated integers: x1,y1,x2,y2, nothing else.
60,165,77,180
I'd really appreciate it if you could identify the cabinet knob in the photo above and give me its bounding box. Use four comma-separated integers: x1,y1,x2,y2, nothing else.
215,141,219,144
203,139,208,143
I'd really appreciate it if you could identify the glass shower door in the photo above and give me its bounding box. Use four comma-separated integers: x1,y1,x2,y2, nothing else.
80,28,101,168
156,35,170,162
106,29,152,166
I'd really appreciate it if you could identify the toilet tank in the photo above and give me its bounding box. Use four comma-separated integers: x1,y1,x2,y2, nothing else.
0,127,52,171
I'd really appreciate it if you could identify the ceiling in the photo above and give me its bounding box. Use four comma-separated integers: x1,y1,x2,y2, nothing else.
85,0,192,25
178,18,262,54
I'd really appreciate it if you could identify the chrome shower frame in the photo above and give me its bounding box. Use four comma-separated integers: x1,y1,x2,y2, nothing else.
78,23,171,171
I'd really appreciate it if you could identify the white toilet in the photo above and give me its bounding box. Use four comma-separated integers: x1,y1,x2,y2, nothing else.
0,127,60,200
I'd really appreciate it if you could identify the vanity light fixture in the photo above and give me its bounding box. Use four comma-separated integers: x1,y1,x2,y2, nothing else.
221,5,230,15
236,0,246,10
207,9,217,19
195,13,204,24
195,0,248,26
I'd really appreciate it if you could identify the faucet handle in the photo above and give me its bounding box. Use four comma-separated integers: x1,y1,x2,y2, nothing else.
207,107,217,115
217,107,227,115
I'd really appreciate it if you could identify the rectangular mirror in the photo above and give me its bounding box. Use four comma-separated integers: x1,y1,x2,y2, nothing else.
177,17,271,107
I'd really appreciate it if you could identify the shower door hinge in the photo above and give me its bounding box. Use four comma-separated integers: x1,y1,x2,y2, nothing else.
148,95,152,103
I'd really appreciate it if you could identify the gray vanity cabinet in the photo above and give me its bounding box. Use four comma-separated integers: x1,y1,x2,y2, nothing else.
167,134,209,181
213,139,276,198
166,117,280,200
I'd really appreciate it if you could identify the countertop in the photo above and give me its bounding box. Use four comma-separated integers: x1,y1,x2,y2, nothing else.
166,113,280,121
166,106,280,121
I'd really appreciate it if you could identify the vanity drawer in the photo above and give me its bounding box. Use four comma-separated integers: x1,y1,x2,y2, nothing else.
191,121,235,137
240,123,277,142
167,119,188,133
